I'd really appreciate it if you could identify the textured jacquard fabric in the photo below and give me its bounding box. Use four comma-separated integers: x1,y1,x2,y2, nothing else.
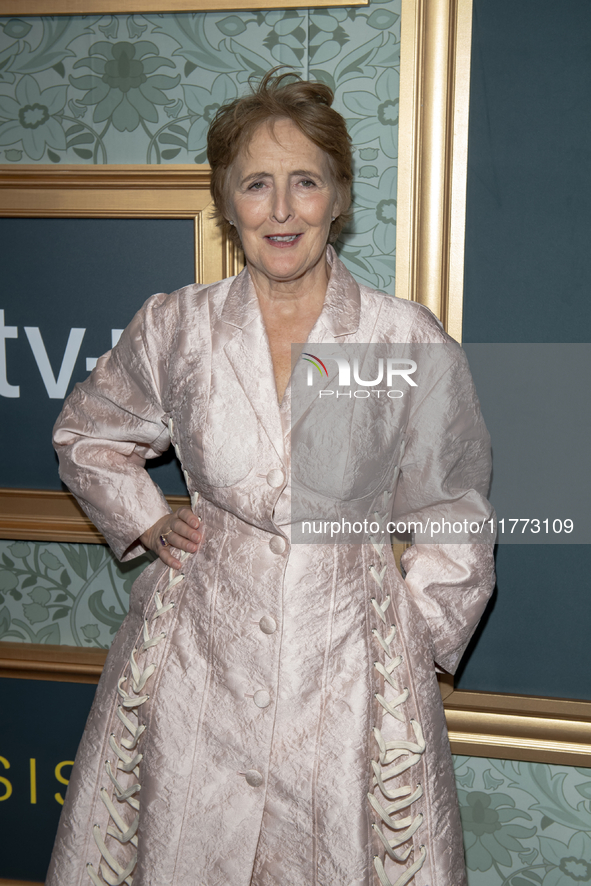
48,249,495,886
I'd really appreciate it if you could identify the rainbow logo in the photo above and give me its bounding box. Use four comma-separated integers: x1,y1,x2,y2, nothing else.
302,352,328,377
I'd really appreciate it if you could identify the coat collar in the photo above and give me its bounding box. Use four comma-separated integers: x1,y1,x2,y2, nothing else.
220,247,362,459
220,246,361,338
317,245,362,339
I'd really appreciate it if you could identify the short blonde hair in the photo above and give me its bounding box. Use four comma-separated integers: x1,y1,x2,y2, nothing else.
207,69,353,246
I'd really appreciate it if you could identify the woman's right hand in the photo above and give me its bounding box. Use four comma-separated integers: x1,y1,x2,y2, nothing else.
140,508,203,570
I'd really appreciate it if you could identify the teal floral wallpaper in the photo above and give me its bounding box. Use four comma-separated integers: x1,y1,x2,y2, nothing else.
0,539,150,647
2,9,591,883
0,6,400,291
453,757,591,886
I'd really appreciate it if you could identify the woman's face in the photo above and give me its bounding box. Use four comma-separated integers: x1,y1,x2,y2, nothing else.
227,118,341,289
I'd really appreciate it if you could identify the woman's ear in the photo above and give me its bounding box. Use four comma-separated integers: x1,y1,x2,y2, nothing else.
330,194,344,222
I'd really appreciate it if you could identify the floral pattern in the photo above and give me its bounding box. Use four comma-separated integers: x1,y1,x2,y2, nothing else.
0,540,151,648
347,163,397,252
459,789,536,872
539,833,591,885
0,5,400,290
0,73,66,160
183,72,237,159
452,758,591,885
70,40,180,133
343,66,399,159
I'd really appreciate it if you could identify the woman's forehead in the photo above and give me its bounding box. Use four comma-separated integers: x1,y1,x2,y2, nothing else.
238,119,330,172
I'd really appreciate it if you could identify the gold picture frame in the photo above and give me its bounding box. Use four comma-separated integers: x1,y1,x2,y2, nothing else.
0,0,367,14
0,163,241,542
0,164,241,283
396,0,473,342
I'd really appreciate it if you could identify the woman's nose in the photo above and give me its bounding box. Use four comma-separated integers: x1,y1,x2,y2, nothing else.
271,186,293,223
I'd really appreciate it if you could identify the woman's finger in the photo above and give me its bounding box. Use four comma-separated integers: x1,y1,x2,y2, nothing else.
159,527,202,555
158,544,184,571
142,510,203,567
175,507,201,531
156,535,195,569
168,509,202,545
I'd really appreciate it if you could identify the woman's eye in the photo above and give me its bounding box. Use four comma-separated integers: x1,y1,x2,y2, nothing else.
299,179,316,188
248,181,265,190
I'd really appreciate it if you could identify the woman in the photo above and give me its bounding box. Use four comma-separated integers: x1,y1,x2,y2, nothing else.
48,71,495,886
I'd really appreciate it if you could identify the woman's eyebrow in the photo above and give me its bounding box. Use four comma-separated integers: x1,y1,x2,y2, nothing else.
240,171,270,185
240,169,322,186
291,169,320,178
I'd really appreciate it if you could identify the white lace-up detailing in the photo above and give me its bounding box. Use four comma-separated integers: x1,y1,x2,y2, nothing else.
86,419,199,886
367,468,428,886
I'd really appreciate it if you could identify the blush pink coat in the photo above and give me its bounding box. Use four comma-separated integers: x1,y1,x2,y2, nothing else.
48,249,495,886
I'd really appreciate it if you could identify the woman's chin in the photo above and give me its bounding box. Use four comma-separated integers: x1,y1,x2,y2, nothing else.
248,246,328,287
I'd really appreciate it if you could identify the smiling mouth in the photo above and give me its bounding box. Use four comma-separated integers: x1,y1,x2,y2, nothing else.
266,234,301,243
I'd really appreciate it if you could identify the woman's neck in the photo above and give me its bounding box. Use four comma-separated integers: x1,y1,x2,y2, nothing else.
248,255,330,311
249,258,331,402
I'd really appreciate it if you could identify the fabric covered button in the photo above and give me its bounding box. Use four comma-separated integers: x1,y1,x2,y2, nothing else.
259,615,277,635
269,536,286,554
266,469,285,488
244,770,263,787
253,690,271,708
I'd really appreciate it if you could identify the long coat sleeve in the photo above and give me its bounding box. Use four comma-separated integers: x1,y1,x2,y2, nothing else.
52,290,194,560
392,344,496,675
48,248,495,886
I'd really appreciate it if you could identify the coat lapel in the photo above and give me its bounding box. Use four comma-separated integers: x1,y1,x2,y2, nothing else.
220,248,362,454
285,247,362,430
221,269,285,463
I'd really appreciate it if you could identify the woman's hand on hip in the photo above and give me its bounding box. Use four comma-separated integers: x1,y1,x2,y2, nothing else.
140,508,203,570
